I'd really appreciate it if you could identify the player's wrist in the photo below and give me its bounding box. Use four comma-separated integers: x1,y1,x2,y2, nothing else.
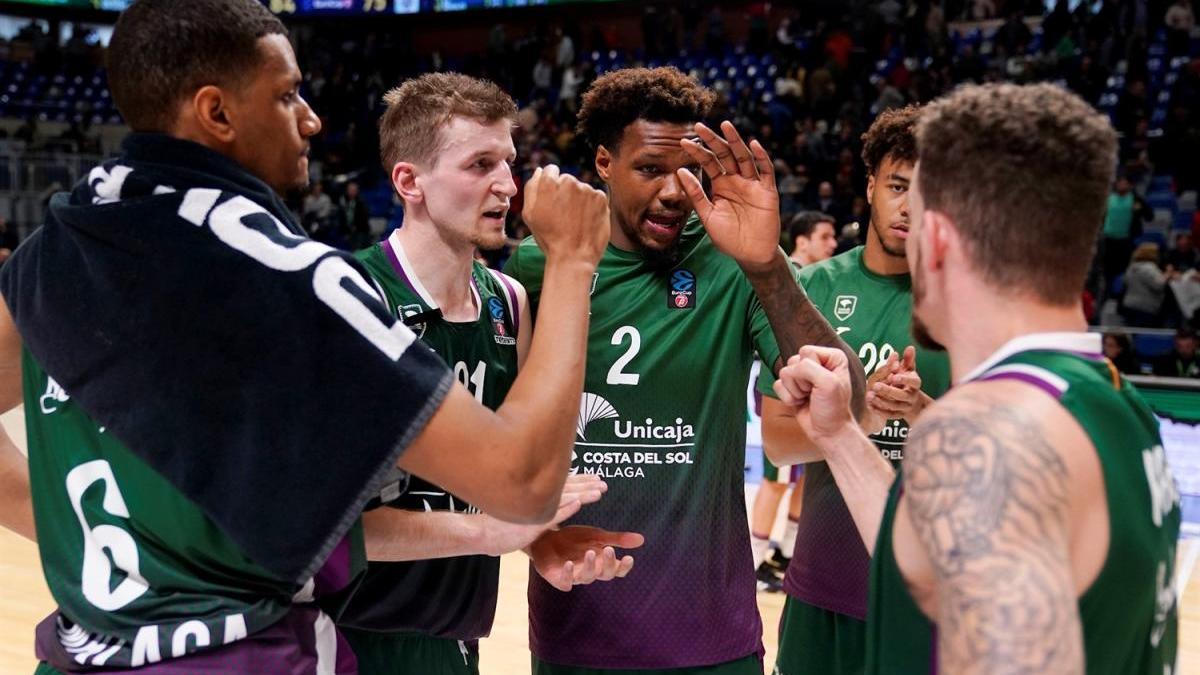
813,420,868,455
737,248,787,279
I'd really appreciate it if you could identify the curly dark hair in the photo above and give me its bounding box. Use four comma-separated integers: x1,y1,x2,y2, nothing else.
916,82,1117,305
860,105,922,177
576,67,717,153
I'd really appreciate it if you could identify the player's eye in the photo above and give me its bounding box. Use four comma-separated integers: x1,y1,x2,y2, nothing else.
890,184,907,194
639,165,662,176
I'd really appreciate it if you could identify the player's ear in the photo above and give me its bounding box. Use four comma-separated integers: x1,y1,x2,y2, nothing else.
594,146,613,183
865,171,876,206
392,162,422,205
188,85,236,144
924,209,955,271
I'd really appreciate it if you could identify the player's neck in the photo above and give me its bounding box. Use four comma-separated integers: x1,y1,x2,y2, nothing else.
393,219,478,322
790,250,814,267
944,282,1088,383
862,234,908,276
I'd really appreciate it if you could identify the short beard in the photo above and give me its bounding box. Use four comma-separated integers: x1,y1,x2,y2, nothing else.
871,217,906,258
910,252,946,352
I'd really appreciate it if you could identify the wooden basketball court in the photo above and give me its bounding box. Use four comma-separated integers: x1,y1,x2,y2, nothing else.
1,407,1196,673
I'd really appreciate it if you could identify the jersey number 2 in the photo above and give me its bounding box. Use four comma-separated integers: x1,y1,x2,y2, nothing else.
607,326,641,386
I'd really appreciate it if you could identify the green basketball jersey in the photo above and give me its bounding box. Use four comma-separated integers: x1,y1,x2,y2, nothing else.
756,245,951,620
867,333,1181,674
336,233,520,641
24,349,365,670
505,219,784,669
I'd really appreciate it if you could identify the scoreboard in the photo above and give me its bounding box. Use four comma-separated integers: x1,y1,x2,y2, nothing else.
0,0,611,13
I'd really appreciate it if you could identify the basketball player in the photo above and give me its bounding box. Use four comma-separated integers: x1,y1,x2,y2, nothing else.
749,210,840,592
505,67,864,674
757,106,951,675
773,83,1180,674
335,73,642,675
0,1,612,672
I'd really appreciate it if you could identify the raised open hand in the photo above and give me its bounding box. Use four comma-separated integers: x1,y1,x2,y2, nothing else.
676,121,781,272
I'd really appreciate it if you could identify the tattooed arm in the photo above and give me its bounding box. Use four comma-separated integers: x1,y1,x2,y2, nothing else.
746,256,866,417
902,384,1084,675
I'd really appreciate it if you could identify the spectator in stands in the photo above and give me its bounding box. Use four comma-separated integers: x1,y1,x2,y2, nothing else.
1151,325,1200,377
1103,331,1142,374
302,180,334,232
13,115,40,147
787,211,838,267
1103,175,1141,285
339,181,372,251
1168,232,1198,272
1166,0,1195,56
1122,242,1177,327
813,180,843,221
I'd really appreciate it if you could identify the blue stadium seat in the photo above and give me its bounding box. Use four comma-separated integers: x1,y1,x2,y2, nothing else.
1152,175,1174,192
1134,333,1174,359
1148,193,1177,211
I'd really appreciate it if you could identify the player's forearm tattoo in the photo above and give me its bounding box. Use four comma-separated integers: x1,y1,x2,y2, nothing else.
745,254,866,417
904,393,1083,675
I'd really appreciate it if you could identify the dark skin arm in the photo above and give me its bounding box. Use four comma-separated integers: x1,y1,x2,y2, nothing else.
676,120,865,417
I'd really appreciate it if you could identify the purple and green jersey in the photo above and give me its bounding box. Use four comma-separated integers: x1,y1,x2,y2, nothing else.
505,218,784,669
24,351,364,673
756,246,950,620
335,233,521,643
868,334,1181,674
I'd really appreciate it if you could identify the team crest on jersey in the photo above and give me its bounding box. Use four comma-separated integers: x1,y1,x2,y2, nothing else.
488,296,516,345
398,303,427,338
668,269,696,309
40,377,70,414
834,295,858,321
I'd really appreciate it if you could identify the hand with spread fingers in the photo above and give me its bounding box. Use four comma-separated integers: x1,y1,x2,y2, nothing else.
676,120,782,272
528,526,645,592
865,346,931,423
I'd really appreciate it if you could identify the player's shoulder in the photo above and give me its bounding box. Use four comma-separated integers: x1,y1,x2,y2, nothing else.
912,378,1079,453
801,246,862,281
478,264,528,302
505,235,547,277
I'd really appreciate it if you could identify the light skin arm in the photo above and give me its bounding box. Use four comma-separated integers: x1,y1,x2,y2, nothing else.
398,166,610,525
903,387,1084,675
0,296,33,542
763,346,926,467
676,121,865,418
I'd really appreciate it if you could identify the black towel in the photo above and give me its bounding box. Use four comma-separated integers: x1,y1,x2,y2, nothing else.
1,133,452,585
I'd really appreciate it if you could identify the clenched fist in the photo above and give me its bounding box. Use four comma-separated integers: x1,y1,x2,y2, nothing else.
522,164,610,268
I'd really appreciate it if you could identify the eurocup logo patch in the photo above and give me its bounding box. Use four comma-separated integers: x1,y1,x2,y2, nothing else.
487,297,507,336
669,269,696,309
834,295,858,321
488,296,516,345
